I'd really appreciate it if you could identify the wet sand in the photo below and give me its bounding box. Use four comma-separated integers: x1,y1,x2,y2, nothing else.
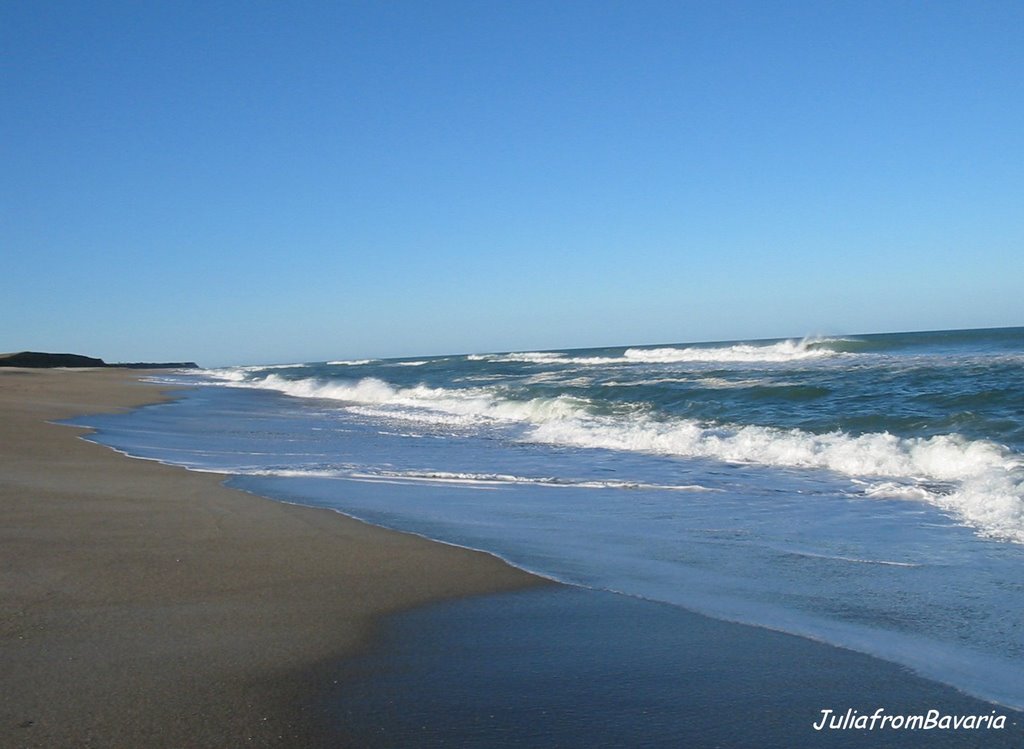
0,368,543,748
335,586,1024,748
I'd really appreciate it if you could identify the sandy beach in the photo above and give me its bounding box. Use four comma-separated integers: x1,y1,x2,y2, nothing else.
0,368,543,748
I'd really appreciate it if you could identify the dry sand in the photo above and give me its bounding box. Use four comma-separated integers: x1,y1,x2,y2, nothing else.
0,368,544,748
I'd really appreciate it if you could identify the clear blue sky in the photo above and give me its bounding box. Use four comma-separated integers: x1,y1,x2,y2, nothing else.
2,1,1021,366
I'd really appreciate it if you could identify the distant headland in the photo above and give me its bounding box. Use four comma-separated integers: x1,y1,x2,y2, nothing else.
0,351,199,369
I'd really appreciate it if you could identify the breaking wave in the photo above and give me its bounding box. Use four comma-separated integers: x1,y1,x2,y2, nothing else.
209,371,1024,544
529,418,1024,544
621,338,843,363
469,337,848,366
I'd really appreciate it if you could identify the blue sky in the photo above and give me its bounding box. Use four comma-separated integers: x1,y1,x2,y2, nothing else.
2,1,1021,366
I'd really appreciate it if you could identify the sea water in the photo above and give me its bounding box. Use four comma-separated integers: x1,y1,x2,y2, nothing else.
72,327,1024,709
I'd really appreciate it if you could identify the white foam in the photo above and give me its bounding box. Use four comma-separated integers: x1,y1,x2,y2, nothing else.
469,338,846,367
224,464,713,492
468,351,569,364
697,377,774,389
199,367,248,382
605,377,772,389
327,359,376,366
530,418,1024,543
622,338,840,363
856,479,935,501
349,469,713,492
199,363,309,381
246,374,590,426
772,547,924,567
225,372,1024,544
243,362,308,370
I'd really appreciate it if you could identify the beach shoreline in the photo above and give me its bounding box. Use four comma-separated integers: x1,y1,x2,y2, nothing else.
0,368,544,747
5,366,1023,748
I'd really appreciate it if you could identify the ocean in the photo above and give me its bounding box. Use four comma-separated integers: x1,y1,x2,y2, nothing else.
73,327,1024,711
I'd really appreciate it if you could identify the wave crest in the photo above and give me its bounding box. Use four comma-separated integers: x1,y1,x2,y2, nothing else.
470,338,846,366
622,338,842,363
529,419,1024,543
213,372,1024,544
